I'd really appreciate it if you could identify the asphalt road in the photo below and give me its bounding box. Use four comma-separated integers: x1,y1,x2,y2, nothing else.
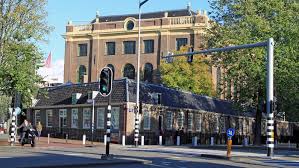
0,144,298,168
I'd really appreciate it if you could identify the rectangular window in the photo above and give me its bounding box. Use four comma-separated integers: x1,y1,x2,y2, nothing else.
46,110,53,127
111,107,120,129
143,109,151,130
153,93,162,104
144,40,154,53
123,41,136,54
78,43,88,56
59,109,67,127
220,116,226,133
188,113,193,131
106,42,115,55
176,38,188,50
71,109,78,128
83,108,91,129
97,107,105,129
166,111,173,130
215,116,219,133
35,110,41,125
195,113,202,132
177,112,184,128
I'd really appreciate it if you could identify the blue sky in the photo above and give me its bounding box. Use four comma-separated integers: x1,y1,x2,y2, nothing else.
40,0,210,61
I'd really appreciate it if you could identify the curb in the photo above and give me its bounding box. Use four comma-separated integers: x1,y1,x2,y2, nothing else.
18,159,152,168
200,154,231,160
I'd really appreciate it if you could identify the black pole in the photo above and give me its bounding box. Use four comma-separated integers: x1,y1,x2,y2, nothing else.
106,94,111,156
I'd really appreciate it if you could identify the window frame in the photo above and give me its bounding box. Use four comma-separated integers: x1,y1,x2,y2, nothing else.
195,113,202,132
105,42,116,55
97,107,105,129
187,112,193,131
35,110,41,125
143,109,151,130
123,41,136,54
177,111,184,128
143,39,154,54
46,110,53,128
83,108,91,129
111,107,120,130
71,108,78,128
176,38,188,51
59,109,67,127
78,43,88,56
166,111,173,130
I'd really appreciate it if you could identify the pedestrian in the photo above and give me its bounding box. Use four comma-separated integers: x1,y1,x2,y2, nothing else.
36,121,43,140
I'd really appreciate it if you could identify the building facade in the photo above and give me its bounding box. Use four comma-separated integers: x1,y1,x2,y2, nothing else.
63,7,218,87
28,79,297,145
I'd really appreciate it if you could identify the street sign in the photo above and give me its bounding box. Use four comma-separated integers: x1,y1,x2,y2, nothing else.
227,128,235,137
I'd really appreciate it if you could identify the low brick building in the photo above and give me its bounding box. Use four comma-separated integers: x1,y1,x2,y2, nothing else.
27,78,296,145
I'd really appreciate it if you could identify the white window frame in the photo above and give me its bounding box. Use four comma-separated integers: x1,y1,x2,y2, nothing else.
195,113,202,132
166,111,173,130
111,107,120,129
83,108,91,129
187,113,193,131
97,107,105,129
71,108,78,128
35,110,41,125
59,109,67,127
143,109,151,130
46,110,53,127
177,111,184,128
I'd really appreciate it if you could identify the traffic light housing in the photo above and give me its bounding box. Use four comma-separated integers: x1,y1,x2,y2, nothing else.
187,47,194,63
99,67,113,96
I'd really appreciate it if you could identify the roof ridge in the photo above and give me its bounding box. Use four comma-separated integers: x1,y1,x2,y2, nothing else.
98,8,190,18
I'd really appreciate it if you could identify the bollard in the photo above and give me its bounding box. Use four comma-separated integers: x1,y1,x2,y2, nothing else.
122,135,126,146
141,136,144,146
288,140,291,148
275,140,278,147
82,134,86,145
48,133,50,144
65,134,68,143
227,138,232,158
159,136,162,146
104,135,107,145
193,136,198,147
210,137,214,146
176,136,180,146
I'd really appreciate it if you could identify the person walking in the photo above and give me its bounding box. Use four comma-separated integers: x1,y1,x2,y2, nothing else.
36,121,42,140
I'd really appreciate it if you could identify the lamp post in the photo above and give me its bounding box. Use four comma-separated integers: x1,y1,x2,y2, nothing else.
91,91,99,145
135,0,149,147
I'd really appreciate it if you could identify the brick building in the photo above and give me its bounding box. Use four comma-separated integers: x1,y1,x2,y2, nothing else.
28,79,296,145
63,6,218,87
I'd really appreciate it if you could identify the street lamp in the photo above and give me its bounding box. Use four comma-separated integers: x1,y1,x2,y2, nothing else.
90,91,99,145
135,0,149,147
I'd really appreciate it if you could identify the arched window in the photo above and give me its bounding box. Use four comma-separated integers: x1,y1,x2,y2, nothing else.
123,63,135,79
143,63,153,82
107,64,115,80
78,65,86,83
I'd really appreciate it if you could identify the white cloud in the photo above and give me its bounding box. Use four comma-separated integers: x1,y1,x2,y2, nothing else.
37,59,64,83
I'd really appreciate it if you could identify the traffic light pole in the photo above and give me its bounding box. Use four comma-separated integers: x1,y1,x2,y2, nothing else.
105,94,112,156
162,38,275,157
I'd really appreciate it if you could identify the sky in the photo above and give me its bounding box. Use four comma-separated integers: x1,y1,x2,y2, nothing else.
38,0,210,83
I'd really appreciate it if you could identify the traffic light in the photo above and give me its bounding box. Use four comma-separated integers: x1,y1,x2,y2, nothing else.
99,67,113,96
187,47,194,63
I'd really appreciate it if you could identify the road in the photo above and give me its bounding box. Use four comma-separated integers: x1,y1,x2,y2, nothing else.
0,143,298,168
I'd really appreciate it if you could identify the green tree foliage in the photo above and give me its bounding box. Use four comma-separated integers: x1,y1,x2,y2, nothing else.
208,0,299,122
160,45,215,97
0,0,51,107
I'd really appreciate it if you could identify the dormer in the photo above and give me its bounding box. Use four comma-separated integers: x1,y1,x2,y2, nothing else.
72,93,82,104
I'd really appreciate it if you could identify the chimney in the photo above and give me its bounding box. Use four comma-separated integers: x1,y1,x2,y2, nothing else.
96,10,100,22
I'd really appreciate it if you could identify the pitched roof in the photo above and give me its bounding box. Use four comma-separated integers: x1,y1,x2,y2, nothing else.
35,80,127,107
127,80,254,117
34,78,254,117
92,9,196,23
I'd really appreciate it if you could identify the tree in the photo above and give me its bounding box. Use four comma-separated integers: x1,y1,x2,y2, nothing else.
159,45,215,97
0,0,51,108
208,0,299,144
